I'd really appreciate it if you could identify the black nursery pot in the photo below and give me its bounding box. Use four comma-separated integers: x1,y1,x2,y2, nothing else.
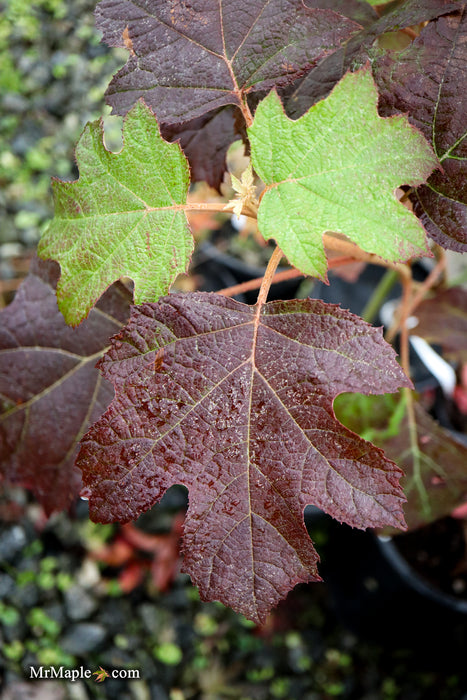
309,513,467,666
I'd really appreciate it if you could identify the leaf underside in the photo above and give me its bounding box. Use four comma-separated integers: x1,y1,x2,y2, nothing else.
38,100,193,326
78,292,409,622
383,403,467,532
337,393,467,532
249,67,437,279
375,8,467,252
0,259,131,515
95,0,359,125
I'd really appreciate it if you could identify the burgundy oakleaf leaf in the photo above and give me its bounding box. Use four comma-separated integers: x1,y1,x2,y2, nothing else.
287,0,461,117
375,9,467,251
161,106,239,191
0,258,131,515
78,292,409,622
146,0,375,190
95,0,359,124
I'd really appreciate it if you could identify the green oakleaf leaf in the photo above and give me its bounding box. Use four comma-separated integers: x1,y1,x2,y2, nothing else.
38,100,193,326
249,67,438,279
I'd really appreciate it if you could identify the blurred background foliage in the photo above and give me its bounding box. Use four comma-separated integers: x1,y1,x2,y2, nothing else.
0,0,124,260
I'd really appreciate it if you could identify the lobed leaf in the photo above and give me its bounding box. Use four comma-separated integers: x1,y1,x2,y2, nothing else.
95,0,360,125
78,291,409,622
161,107,239,191
38,100,193,326
336,393,467,532
286,0,461,117
375,8,467,252
0,259,131,515
249,67,437,279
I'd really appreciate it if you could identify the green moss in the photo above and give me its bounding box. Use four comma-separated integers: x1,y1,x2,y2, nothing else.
27,608,61,638
154,642,183,666
270,678,290,698
2,640,24,662
37,571,56,590
55,571,73,591
0,602,20,626
246,666,274,682
194,612,219,636
37,645,75,667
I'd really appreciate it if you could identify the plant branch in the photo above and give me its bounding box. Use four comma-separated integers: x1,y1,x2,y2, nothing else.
403,386,431,519
385,255,446,344
218,267,303,298
184,201,257,218
405,255,447,319
361,268,399,324
218,255,357,299
256,246,284,306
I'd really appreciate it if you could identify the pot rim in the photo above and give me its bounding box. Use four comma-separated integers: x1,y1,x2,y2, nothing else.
377,535,467,614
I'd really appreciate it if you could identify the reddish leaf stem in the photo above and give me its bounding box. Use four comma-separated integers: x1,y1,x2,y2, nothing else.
218,255,356,298
398,272,413,379
241,98,254,128
256,246,284,306
385,256,446,344
323,233,408,274
399,188,414,204
218,266,301,299
405,255,447,320
400,27,418,40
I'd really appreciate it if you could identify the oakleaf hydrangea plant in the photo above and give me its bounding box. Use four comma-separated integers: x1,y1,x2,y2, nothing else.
1,0,467,623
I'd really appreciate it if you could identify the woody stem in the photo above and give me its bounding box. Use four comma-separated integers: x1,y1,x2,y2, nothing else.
256,246,284,306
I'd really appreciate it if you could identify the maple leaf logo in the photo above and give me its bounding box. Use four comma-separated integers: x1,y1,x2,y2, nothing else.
93,666,109,683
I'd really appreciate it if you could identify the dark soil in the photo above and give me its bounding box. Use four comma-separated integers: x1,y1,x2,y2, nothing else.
395,517,467,601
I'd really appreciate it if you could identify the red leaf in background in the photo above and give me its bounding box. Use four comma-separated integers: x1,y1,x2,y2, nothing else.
118,560,147,594
414,287,467,364
375,9,467,252
287,0,460,117
92,515,184,593
452,501,467,520
0,259,131,515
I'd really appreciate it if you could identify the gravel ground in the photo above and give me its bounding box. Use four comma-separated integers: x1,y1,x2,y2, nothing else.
1,487,466,700
1,2,467,698
0,0,125,297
